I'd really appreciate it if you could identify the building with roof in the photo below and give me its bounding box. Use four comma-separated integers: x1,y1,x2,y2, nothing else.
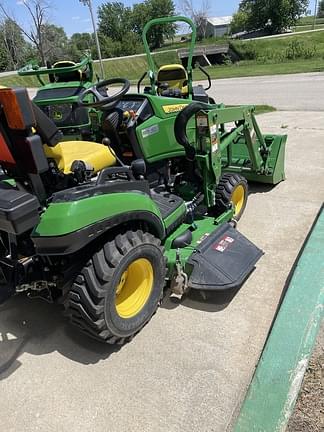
206,16,233,37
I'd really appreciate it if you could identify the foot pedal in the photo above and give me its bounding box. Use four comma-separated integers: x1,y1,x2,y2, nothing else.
187,224,263,291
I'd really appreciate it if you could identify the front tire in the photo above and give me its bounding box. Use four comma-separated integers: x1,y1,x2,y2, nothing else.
65,230,166,344
214,173,248,221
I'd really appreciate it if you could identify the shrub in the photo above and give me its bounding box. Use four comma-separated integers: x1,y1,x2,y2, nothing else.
285,39,316,60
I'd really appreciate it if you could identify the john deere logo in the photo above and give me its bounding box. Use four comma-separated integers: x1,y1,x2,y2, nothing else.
53,110,63,120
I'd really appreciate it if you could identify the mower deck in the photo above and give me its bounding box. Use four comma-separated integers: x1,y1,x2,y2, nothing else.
187,223,263,291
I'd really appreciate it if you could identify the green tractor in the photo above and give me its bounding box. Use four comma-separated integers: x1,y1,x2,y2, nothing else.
18,56,102,142
0,17,286,344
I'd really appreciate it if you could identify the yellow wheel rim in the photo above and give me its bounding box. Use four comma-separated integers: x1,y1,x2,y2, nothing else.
115,258,154,319
231,184,245,217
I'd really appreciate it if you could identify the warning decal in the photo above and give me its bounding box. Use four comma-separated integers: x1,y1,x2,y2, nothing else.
213,235,234,253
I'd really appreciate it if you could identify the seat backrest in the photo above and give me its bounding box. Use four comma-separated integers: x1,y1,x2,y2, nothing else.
31,103,63,147
52,61,82,83
157,64,188,94
0,87,49,176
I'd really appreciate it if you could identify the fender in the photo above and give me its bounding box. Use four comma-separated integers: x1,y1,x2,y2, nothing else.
32,191,165,255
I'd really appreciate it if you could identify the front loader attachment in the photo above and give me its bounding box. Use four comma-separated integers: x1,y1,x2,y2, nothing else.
178,103,286,186
219,107,287,185
222,132,287,185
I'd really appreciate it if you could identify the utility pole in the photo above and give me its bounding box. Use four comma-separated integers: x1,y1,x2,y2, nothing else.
79,0,104,78
313,0,318,29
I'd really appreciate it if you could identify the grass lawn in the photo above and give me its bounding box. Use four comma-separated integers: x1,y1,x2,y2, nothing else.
296,16,324,26
1,29,323,88
231,104,276,115
292,24,324,31
0,51,180,87
193,59,324,81
253,105,276,115
232,31,324,60
1,58,322,88
0,74,41,88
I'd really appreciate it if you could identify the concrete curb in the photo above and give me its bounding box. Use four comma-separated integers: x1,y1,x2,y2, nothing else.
234,205,324,432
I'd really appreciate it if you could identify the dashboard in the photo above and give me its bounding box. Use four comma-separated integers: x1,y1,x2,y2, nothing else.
115,96,153,126
116,97,146,113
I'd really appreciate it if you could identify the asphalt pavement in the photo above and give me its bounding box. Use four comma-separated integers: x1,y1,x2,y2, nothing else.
1,75,324,432
206,72,324,111
28,71,324,112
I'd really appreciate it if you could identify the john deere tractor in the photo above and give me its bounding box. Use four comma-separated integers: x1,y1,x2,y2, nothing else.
18,56,102,142
0,17,286,344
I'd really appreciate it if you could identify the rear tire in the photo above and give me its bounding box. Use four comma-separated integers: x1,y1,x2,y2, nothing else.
214,173,248,221
65,230,166,344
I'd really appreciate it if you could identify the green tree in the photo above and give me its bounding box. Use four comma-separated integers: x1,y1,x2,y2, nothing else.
147,0,176,48
0,19,31,70
132,0,176,48
67,32,94,61
0,45,8,71
98,34,123,58
70,33,93,52
318,0,324,17
98,0,176,52
42,24,69,63
0,0,52,65
233,0,309,34
98,2,133,42
230,10,249,33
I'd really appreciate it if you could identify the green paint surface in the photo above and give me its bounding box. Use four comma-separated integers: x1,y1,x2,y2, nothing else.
164,210,233,272
163,202,186,230
135,93,196,163
34,192,161,236
235,207,324,432
1,178,16,187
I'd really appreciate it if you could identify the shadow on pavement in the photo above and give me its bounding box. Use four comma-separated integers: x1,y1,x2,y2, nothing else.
161,286,240,313
248,182,276,195
0,295,120,381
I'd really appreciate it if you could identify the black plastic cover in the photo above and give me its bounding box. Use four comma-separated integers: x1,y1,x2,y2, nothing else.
192,85,209,104
0,185,40,234
32,103,63,147
25,134,49,174
187,223,263,290
151,188,185,219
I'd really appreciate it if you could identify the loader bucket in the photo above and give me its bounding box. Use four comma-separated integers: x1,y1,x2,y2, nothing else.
222,133,287,185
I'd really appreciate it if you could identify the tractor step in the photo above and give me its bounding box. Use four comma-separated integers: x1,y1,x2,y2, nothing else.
151,187,184,219
187,224,263,291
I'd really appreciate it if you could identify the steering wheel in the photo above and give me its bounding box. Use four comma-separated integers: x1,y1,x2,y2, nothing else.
79,78,130,109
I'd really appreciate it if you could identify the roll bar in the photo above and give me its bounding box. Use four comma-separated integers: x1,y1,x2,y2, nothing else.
142,16,196,96
18,56,93,86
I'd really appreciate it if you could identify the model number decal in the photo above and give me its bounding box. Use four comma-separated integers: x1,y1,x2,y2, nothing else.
162,104,188,114
142,124,159,138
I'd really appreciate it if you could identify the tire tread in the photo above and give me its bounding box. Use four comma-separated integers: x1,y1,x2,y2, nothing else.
65,230,165,344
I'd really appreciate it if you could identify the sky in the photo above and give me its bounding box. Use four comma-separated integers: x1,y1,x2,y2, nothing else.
11,0,241,36
11,0,317,36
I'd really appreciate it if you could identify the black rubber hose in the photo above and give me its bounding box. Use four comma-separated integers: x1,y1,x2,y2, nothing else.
174,102,210,159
